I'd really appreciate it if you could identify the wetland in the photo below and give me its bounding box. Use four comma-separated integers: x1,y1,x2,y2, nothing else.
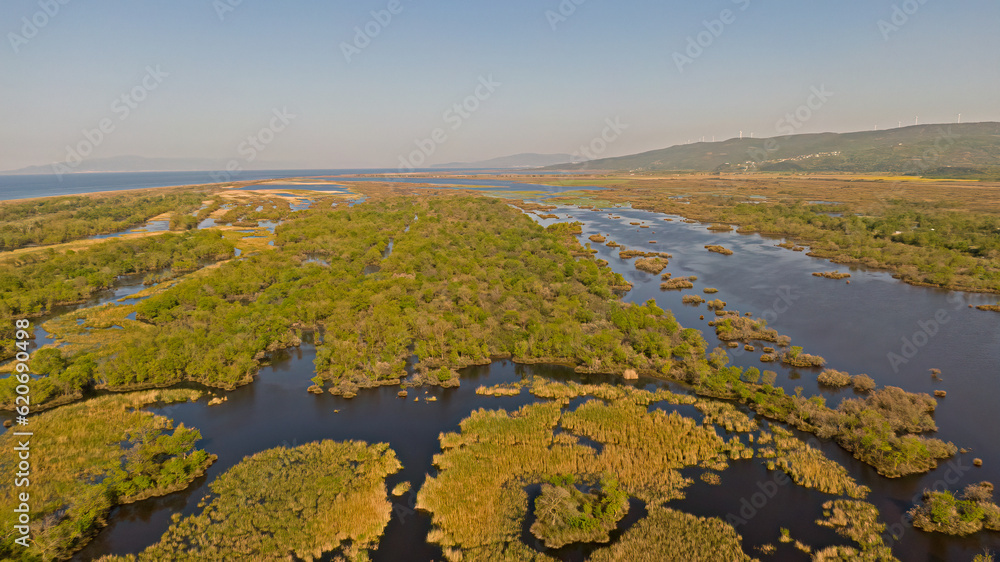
2,172,1000,561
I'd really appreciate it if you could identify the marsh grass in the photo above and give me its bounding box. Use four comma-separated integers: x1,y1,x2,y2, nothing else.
0,390,212,560
100,441,401,561
814,500,898,561
661,277,696,290
620,249,672,259
813,272,852,280
768,427,870,499
705,245,734,256
634,257,670,274
418,394,732,560
682,295,706,305
587,508,751,562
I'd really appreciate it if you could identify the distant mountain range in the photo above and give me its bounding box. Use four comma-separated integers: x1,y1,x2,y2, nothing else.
1,156,304,175
3,153,574,175
431,153,573,169
548,122,1000,177
7,124,1000,178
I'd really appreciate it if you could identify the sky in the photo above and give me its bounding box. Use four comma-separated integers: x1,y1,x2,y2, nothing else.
2,0,999,171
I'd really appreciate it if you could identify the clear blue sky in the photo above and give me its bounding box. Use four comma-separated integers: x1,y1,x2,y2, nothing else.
2,0,998,170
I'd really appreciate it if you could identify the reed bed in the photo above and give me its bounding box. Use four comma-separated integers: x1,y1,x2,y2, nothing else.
634,257,670,274
476,382,526,397
768,427,870,499
705,245,734,256
0,390,211,560
588,234,607,243
661,277,696,290
682,295,706,305
694,400,758,433
705,299,727,311
619,249,672,259
814,500,898,561
813,271,852,280
587,508,751,562
101,440,401,561
418,393,734,560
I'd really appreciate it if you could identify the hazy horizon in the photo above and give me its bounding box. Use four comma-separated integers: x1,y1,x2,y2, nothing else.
3,0,999,172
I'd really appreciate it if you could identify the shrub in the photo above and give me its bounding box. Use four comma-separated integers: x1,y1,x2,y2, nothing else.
818,369,852,387
781,346,826,368
852,374,876,393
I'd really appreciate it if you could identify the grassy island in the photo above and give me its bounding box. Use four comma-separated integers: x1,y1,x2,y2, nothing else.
99,440,400,561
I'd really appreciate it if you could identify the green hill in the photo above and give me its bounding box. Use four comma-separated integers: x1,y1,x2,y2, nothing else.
553,122,1000,177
